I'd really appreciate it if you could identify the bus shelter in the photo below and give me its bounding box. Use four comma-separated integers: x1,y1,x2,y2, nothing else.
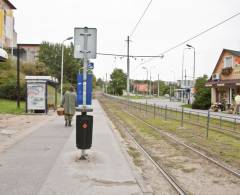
25,76,58,113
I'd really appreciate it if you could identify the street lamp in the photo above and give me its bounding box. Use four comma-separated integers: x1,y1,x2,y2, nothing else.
157,55,164,97
142,66,148,95
149,65,156,96
60,36,73,103
170,70,175,101
186,44,196,81
181,47,191,102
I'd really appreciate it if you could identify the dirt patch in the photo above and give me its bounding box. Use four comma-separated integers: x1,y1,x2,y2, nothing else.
0,112,57,153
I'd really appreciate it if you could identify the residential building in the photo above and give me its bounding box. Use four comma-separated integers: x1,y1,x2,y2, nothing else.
0,0,17,50
132,83,148,94
206,49,240,105
16,44,40,63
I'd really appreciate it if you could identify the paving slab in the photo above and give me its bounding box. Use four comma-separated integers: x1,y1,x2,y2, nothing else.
37,100,143,195
0,115,73,195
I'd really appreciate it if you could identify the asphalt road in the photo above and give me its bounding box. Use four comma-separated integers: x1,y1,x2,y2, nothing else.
132,97,240,120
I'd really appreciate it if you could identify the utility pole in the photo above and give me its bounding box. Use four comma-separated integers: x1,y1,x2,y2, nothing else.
184,69,187,103
102,76,105,92
169,82,172,101
17,44,20,108
158,74,159,97
149,70,152,96
105,73,108,93
127,36,130,95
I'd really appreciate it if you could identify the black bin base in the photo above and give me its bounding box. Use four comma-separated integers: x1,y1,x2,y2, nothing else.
76,114,93,149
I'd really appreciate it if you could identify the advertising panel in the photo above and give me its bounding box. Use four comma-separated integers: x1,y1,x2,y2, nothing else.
27,83,46,110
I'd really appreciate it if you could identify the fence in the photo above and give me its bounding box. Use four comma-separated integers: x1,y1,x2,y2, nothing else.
104,94,240,138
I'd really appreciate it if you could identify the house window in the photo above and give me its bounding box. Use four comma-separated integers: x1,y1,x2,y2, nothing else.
224,56,233,68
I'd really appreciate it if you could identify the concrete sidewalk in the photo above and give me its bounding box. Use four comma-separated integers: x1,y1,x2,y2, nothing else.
0,100,144,195
37,100,143,195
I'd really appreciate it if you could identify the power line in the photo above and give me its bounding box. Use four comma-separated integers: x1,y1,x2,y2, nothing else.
97,52,163,58
130,0,153,37
132,11,240,72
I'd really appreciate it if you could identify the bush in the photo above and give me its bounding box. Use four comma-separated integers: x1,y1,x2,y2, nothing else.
192,75,211,110
0,60,25,100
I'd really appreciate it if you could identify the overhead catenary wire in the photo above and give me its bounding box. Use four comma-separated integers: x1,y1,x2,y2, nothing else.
133,11,240,71
129,0,153,38
96,52,163,58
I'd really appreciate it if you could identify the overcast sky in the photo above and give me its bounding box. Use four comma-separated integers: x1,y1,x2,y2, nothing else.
12,0,240,81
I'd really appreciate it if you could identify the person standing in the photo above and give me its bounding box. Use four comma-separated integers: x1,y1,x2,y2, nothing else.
61,86,77,127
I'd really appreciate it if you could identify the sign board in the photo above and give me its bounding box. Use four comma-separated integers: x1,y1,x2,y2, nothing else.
77,73,93,105
27,83,46,110
74,27,97,59
88,62,94,70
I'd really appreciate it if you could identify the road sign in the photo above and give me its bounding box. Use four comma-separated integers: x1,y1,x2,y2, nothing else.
77,73,92,106
88,62,94,69
74,27,97,59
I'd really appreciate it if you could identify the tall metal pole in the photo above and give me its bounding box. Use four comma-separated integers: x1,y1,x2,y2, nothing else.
149,69,151,96
105,73,107,93
182,48,190,102
193,48,196,81
158,74,159,97
17,44,20,108
127,36,130,95
60,43,64,103
60,36,73,104
82,27,89,109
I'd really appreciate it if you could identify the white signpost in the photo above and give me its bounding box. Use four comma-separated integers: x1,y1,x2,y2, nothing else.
74,27,97,111
74,27,97,159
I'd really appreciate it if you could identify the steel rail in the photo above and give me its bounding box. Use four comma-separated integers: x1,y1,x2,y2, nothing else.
111,112,187,195
123,109,240,179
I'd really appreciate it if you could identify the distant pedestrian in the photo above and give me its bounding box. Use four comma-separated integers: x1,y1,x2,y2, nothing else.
61,86,77,127
234,92,240,114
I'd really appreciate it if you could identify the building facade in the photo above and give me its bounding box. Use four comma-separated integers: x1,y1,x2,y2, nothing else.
132,83,148,94
0,0,17,50
17,44,40,63
206,49,240,105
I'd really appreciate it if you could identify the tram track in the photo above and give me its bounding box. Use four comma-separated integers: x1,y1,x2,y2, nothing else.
122,109,240,179
99,93,240,194
103,102,188,195
120,120,187,195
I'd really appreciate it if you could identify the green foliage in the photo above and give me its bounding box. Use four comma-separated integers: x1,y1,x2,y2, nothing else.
96,78,104,87
157,80,169,95
38,42,82,85
108,68,127,95
192,75,211,109
21,61,49,76
92,74,96,89
0,59,25,100
0,58,12,70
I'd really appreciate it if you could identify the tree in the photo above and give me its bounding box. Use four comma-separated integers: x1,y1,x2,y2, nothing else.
96,78,104,88
192,75,211,109
109,68,127,95
92,74,96,89
0,58,25,100
21,61,48,76
158,80,169,96
38,42,82,86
